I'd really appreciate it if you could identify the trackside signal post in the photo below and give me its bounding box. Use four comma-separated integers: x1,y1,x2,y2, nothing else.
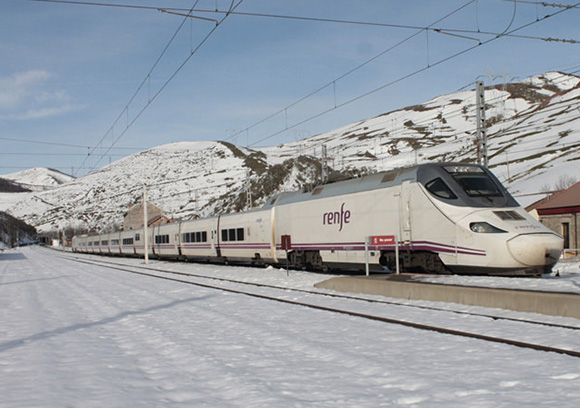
365,235,399,276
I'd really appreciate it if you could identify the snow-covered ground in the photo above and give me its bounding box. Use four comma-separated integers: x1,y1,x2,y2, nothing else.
417,258,580,294
1,247,580,407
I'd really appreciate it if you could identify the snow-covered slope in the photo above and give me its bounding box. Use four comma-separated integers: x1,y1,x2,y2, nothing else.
263,71,580,201
2,167,75,191
1,72,579,233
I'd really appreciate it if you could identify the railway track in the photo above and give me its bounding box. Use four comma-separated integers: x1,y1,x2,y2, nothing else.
52,249,580,358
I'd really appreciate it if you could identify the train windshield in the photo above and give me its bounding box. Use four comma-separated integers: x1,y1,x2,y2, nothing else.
444,165,502,198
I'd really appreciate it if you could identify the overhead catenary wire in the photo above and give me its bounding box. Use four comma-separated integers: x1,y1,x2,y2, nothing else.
256,9,580,150
79,0,245,175
225,1,579,149
12,0,580,175
21,0,580,44
281,68,580,168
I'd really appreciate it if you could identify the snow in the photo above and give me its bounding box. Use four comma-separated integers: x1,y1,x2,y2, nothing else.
1,72,580,233
2,247,580,407
1,167,74,191
417,258,580,294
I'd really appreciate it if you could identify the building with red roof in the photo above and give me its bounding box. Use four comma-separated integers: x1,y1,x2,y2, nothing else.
527,181,580,251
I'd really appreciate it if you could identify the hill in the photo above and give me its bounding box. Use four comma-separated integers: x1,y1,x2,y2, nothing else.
1,168,75,191
0,72,579,233
0,178,31,193
0,211,37,249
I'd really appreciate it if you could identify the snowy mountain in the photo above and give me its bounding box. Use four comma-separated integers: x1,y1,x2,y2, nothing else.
1,167,75,191
1,72,579,234
0,211,37,248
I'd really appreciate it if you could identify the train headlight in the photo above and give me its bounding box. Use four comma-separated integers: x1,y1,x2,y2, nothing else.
470,222,507,233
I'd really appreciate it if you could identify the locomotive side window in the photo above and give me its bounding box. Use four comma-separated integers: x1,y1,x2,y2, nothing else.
454,175,502,197
444,165,502,198
425,178,457,200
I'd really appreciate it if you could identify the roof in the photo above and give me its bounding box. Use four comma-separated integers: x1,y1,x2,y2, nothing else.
536,181,580,215
261,166,419,209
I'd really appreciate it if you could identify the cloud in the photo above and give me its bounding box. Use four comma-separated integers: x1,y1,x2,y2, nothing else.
0,70,52,109
0,104,84,121
0,70,82,120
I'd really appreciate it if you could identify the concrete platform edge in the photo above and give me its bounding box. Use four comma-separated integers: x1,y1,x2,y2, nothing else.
314,276,580,319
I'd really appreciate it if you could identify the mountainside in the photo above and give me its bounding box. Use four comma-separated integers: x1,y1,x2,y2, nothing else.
2,168,75,191
0,178,31,193
0,211,37,249
1,72,579,234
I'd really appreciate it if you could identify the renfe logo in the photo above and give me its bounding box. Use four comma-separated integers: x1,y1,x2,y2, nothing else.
322,202,351,232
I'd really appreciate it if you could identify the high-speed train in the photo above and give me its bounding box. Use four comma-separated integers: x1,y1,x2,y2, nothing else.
73,162,563,276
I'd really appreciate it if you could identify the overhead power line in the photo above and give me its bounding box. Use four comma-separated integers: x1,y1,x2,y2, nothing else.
236,1,580,148
22,0,580,44
82,0,245,175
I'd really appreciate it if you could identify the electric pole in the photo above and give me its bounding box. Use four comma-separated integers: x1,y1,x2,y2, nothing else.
476,81,488,167
143,185,149,265
321,145,328,184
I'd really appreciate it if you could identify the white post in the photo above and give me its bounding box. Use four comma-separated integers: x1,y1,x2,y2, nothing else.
476,80,488,167
395,234,400,274
143,185,149,265
364,236,370,276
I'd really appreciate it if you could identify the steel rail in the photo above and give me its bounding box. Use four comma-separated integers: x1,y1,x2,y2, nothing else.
61,251,580,332
58,252,580,359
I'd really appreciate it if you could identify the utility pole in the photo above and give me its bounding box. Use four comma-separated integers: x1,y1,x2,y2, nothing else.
246,169,252,209
476,81,488,167
321,144,328,184
143,185,149,265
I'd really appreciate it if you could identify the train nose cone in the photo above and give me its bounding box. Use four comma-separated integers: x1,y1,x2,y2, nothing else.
507,233,563,267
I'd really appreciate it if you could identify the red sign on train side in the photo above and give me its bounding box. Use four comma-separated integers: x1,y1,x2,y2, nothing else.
371,235,395,246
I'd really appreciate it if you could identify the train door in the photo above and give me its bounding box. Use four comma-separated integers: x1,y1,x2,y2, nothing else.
215,216,222,258
400,180,412,244
177,222,183,257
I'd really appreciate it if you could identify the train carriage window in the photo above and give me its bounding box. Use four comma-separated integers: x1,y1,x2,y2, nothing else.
155,235,169,244
221,228,244,241
425,178,457,200
122,238,134,245
101,240,108,246
202,231,207,242
135,233,140,241
196,232,201,242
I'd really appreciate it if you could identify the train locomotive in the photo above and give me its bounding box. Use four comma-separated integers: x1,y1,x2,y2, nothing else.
73,162,563,276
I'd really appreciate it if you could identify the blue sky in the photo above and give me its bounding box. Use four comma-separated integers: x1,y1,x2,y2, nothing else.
1,0,579,177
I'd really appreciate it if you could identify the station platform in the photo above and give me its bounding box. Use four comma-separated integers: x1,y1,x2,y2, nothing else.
314,274,580,319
